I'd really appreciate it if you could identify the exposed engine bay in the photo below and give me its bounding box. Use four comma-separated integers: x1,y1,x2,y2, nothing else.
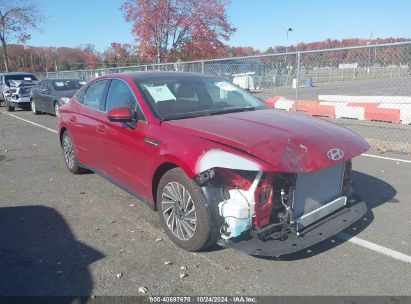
195,161,360,255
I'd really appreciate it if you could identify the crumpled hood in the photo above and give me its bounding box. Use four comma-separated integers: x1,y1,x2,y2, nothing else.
164,109,370,173
7,80,38,87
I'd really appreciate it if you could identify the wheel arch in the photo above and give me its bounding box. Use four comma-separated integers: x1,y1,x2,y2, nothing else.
59,127,67,146
151,162,178,210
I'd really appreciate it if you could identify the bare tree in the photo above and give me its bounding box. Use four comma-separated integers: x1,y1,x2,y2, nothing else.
0,0,44,72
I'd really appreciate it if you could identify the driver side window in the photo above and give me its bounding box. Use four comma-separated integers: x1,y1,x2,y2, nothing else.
105,79,137,113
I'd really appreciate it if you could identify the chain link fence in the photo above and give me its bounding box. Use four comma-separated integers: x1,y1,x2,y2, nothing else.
36,41,411,154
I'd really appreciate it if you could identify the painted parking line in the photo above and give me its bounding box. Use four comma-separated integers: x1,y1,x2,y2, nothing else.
361,153,411,164
338,232,411,264
5,111,411,263
6,113,58,134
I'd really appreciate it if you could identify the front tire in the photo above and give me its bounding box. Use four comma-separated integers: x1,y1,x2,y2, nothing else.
31,99,39,115
157,168,214,251
62,131,85,174
6,102,15,112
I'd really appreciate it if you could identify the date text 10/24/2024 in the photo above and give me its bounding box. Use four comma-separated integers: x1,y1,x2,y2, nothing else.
148,296,257,303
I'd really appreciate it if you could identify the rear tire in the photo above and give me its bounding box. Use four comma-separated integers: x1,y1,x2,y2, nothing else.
157,168,214,251
54,102,60,117
61,131,86,174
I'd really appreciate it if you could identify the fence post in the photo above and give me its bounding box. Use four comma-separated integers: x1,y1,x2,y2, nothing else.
295,52,301,112
201,61,205,74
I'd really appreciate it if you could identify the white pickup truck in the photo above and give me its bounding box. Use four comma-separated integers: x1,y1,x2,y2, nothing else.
0,72,39,112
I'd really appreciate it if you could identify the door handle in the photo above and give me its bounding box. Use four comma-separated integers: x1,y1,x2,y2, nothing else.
97,124,106,134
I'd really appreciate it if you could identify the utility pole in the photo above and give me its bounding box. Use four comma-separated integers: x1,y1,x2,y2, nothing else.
285,27,292,53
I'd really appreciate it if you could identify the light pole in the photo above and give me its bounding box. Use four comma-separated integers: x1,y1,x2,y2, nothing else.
285,27,292,53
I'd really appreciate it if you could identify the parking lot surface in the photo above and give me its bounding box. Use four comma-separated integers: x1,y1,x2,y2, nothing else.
0,108,410,296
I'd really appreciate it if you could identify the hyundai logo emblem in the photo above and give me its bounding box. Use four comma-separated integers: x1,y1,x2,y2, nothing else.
327,148,344,161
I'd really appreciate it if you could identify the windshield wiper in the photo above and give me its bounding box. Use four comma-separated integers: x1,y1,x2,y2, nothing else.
209,106,256,115
161,107,257,121
161,112,209,121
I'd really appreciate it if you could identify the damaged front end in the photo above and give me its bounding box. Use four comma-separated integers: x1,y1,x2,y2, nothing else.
3,80,38,107
195,161,366,257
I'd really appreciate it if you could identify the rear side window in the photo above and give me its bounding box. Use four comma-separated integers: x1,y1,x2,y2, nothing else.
105,79,137,112
82,80,109,111
75,85,87,103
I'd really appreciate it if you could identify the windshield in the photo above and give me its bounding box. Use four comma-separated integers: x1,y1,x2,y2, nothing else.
5,74,37,82
136,76,267,120
52,79,83,91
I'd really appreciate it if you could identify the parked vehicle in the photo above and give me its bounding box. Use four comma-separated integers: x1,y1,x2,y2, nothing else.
58,72,370,256
30,78,84,117
0,72,38,111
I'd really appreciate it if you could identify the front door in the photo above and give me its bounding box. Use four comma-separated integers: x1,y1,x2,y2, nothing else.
96,79,153,199
70,79,110,168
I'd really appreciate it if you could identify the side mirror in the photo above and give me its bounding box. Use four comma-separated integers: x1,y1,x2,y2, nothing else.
107,107,133,123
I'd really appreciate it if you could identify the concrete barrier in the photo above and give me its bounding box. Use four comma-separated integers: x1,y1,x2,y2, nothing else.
266,95,411,124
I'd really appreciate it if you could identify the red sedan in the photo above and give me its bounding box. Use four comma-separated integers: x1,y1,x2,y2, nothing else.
58,72,370,256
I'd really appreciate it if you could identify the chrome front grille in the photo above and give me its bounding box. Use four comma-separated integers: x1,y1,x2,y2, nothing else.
293,163,345,219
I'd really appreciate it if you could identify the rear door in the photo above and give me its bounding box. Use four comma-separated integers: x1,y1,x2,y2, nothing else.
68,79,110,168
36,80,50,112
44,80,56,114
95,78,152,198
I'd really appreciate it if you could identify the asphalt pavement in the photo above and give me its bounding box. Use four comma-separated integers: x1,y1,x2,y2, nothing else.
0,108,410,296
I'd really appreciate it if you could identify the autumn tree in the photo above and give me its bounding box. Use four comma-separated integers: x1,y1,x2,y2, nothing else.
103,42,139,66
0,0,44,72
121,0,235,63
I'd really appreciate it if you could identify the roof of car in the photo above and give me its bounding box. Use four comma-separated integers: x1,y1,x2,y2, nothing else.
114,71,218,81
0,72,35,76
46,78,81,81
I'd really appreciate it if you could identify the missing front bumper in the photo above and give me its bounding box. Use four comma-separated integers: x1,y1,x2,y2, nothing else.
221,198,367,257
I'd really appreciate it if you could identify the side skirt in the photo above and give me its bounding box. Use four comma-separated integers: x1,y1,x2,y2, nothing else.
80,164,155,211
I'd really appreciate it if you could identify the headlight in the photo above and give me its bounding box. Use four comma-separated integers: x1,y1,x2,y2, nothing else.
60,97,70,104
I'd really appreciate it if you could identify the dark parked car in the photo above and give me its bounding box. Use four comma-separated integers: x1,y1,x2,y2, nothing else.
58,72,370,256
30,78,84,116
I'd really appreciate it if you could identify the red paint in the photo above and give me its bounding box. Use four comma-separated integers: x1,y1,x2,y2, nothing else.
293,100,335,118
253,174,274,228
59,73,370,207
265,96,281,108
107,107,133,122
348,102,401,123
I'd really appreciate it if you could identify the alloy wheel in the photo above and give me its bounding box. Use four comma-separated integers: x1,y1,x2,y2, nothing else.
161,182,197,241
55,103,59,117
31,100,36,113
63,135,75,169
